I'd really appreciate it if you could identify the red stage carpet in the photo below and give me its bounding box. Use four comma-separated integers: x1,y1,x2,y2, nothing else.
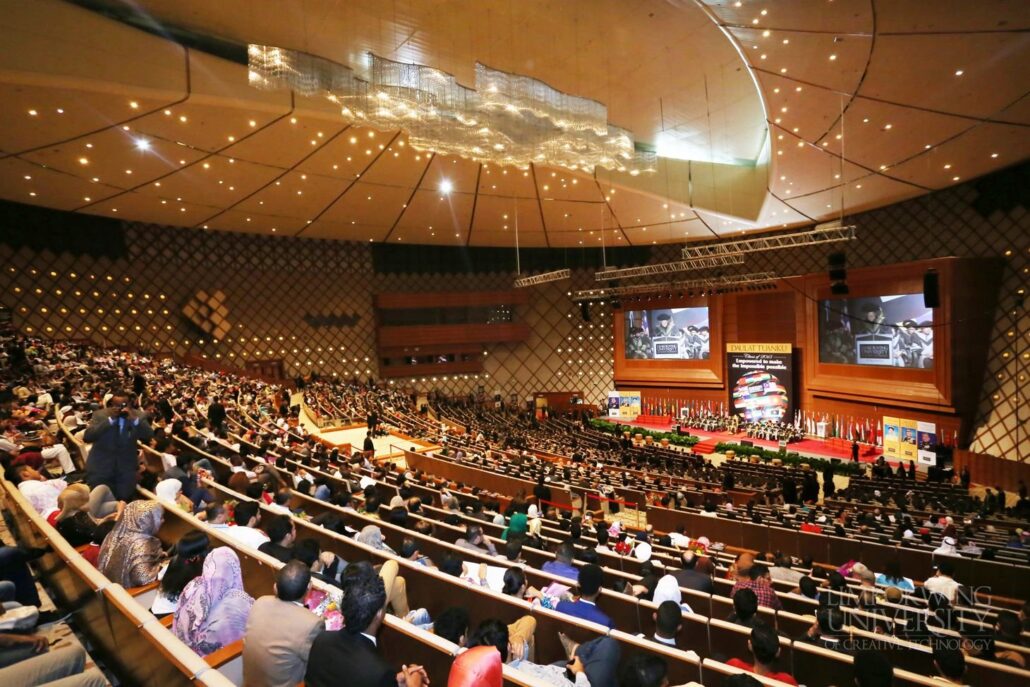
618,419,887,464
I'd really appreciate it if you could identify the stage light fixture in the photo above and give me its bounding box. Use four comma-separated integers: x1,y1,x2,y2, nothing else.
439,179,453,194
134,138,151,151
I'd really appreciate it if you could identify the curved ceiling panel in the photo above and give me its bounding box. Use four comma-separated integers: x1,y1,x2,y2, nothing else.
0,0,1026,248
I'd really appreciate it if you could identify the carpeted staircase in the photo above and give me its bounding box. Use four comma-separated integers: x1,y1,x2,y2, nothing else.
692,438,720,455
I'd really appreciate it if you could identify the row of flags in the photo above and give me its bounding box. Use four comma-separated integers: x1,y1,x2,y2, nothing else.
643,398,725,417
637,399,960,447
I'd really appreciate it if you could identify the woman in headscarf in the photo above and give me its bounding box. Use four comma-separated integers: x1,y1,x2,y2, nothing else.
502,512,528,541
172,547,254,656
98,500,165,587
155,478,194,512
152,531,210,616
356,525,396,554
653,574,693,613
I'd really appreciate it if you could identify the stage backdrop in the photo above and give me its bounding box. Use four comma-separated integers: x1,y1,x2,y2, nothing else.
727,343,794,423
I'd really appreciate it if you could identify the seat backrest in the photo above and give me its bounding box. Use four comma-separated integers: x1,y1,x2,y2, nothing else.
789,640,855,687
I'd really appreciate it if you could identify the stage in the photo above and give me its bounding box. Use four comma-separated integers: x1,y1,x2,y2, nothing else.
618,417,889,465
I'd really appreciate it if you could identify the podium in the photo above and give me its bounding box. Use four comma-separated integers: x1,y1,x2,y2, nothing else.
816,421,827,438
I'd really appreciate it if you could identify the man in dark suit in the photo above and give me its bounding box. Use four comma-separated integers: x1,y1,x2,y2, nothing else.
207,396,226,431
671,551,714,594
305,570,427,687
83,390,154,500
366,409,379,435
363,432,375,456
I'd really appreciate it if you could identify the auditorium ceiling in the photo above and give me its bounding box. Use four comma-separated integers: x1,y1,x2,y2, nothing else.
0,0,1027,247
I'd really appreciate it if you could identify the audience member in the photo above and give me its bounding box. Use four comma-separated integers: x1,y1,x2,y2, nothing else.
555,564,613,629
97,500,164,587
243,561,324,687
727,625,798,685
305,570,427,687
83,390,154,500
172,547,254,657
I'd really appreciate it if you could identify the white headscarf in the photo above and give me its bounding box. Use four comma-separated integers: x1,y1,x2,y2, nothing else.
633,542,653,562
155,478,183,503
653,574,682,606
527,504,539,519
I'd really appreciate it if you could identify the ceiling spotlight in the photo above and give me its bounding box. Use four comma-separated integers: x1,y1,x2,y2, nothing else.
134,138,151,151
439,179,453,194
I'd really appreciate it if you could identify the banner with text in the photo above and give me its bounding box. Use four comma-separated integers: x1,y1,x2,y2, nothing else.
607,390,642,419
607,391,620,417
884,416,901,458
900,418,918,461
726,343,794,423
916,420,938,466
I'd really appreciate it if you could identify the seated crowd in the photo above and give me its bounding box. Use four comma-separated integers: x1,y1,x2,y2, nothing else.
2,335,1029,687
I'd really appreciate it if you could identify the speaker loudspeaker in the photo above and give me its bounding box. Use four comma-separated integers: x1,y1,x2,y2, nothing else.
828,252,848,295
923,269,940,308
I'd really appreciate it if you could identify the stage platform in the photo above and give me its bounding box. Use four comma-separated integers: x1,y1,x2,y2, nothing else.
617,417,890,465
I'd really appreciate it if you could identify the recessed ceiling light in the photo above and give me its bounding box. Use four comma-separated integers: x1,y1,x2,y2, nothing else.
227,135,235,142
883,123,892,130
925,144,932,149
249,120,257,127
943,164,951,169
290,117,297,124
134,137,150,151
78,157,89,165
28,109,38,116
780,67,787,73
990,152,998,158
760,54,767,60
829,54,837,61
129,101,139,109
783,39,790,45
762,30,770,37
179,115,187,123
124,169,132,175
952,176,960,181
29,191,37,197
954,69,964,76
163,109,171,116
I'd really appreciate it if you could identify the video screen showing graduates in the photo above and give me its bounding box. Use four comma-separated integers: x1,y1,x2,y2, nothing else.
818,294,934,368
624,307,710,360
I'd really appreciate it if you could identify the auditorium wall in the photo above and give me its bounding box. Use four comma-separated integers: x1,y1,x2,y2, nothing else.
0,167,1025,460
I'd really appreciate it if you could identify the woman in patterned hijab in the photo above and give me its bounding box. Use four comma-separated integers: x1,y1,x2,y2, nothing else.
97,500,164,587
172,547,254,656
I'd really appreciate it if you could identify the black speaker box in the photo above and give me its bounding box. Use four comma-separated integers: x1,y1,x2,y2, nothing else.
923,269,940,308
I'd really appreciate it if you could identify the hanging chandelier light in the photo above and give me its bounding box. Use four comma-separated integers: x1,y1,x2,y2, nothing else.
248,45,656,174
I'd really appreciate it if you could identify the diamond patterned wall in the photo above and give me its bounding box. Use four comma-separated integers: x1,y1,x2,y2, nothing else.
0,171,1024,459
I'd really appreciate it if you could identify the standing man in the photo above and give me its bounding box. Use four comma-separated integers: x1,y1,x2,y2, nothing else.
366,407,379,436
83,390,154,501
207,396,226,432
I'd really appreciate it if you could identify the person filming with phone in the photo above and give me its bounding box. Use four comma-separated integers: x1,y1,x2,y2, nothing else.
84,390,154,500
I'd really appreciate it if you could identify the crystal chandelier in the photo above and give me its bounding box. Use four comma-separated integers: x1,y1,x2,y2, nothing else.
248,45,656,175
